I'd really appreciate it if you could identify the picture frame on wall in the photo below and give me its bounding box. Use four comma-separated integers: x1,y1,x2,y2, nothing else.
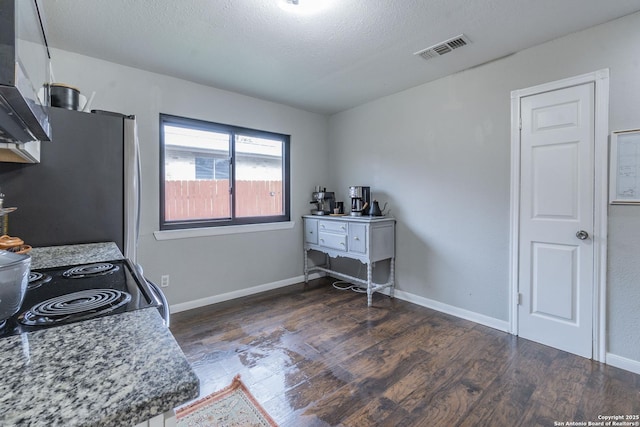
610,129,640,204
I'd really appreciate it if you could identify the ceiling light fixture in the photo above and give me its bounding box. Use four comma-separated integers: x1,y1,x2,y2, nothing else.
278,0,334,15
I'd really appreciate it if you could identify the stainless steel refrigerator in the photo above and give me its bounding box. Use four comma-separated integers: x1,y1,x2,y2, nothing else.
0,107,140,261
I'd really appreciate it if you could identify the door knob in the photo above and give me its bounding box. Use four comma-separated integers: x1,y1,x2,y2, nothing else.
576,230,589,240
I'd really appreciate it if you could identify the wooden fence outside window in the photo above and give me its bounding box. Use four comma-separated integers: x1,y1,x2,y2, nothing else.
165,180,283,220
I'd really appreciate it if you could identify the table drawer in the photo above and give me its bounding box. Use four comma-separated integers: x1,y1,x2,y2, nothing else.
318,232,347,251
318,220,347,234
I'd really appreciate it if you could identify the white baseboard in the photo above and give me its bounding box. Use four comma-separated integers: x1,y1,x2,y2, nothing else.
169,272,324,314
172,276,510,332
393,289,510,332
606,352,640,375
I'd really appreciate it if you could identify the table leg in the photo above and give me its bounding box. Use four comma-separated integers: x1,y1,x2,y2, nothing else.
367,262,373,307
303,249,309,284
389,257,395,299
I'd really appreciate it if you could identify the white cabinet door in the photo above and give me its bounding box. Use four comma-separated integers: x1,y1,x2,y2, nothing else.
348,223,367,254
304,218,318,244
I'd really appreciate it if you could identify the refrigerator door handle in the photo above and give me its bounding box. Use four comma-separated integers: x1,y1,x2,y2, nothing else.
123,117,140,263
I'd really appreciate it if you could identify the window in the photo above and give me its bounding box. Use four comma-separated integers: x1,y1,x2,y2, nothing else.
195,157,229,180
195,157,214,179
160,114,290,230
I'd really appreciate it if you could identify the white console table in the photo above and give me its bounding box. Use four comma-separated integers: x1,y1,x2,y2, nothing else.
303,215,396,306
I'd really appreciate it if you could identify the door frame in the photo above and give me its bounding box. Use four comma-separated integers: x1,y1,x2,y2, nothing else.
509,69,610,361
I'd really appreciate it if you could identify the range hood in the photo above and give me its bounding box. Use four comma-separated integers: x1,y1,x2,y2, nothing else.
0,0,51,163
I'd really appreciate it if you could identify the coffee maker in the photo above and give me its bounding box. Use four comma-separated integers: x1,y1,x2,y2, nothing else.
349,186,370,216
310,189,335,215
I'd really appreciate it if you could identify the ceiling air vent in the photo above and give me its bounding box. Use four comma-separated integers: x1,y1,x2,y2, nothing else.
414,34,471,61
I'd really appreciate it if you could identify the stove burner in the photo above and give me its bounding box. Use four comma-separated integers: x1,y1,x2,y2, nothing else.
62,263,119,278
28,271,52,290
19,289,131,326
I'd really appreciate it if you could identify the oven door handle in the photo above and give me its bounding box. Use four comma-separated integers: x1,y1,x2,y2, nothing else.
145,278,170,328
133,263,170,328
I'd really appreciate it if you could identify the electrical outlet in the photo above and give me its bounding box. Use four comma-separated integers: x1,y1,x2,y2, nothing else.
160,275,170,288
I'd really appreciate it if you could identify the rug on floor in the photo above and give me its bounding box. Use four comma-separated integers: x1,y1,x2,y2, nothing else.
175,374,278,427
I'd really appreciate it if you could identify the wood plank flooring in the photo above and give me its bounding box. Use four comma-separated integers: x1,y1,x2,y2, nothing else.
170,278,640,426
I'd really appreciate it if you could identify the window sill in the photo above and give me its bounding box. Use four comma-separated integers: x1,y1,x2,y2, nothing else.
153,221,295,241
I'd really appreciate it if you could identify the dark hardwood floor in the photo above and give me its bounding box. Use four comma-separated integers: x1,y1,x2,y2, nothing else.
170,278,640,426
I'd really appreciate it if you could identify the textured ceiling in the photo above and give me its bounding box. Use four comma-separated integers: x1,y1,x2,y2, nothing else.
40,0,640,114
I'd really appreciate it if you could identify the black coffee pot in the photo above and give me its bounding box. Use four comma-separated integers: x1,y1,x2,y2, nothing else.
368,200,387,216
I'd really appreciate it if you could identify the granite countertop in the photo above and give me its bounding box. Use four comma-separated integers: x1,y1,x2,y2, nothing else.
0,243,199,426
29,242,125,269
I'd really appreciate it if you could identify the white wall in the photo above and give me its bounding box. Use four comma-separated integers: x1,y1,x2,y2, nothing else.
48,49,329,305
328,12,640,364
48,10,640,367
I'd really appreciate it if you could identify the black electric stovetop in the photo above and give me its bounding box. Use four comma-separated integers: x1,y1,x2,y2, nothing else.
0,259,159,338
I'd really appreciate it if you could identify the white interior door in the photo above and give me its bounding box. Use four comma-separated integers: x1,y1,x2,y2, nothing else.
518,82,595,358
